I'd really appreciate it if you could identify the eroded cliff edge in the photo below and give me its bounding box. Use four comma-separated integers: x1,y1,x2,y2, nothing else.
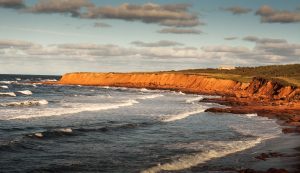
45,72,300,133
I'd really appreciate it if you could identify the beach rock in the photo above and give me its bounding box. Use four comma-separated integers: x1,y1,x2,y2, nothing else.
266,168,288,173
238,169,259,173
282,127,300,133
255,152,284,161
238,168,288,173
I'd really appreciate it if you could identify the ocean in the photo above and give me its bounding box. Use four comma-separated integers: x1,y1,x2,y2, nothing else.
0,74,282,173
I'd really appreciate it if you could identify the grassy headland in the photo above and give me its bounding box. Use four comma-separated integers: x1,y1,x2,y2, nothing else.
165,64,300,87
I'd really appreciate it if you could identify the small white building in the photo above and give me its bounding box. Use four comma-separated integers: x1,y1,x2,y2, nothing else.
218,65,236,70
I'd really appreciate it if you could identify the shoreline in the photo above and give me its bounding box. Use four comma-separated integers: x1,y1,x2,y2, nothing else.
39,72,300,172
41,72,300,134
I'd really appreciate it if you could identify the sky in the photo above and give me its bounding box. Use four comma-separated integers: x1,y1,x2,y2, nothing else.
0,0,299,75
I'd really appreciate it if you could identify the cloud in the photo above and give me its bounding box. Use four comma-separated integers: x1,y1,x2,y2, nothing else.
256,5,300,23
224,37,238,40
240,36,300,62
28,0,93,17
1,37,299,71
7,1,203,28
0,0,25,9
202,45,250,53
222,6,252,15
0,39,40,49
243,36,287,44
1,26,94,37
94,22,111,28
131,40,184,47
158,28,202,34
53,43,137,57
81,3,201,27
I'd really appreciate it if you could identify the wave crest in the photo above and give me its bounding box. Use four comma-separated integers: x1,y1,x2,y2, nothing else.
160,108,206,122
185,96,203,104
0,85,8,89
141,139,261,173
16,90,33,95
0,92,16,97
27,128,73,139
0,99,48,107
138,94,163,100
6,99,139,120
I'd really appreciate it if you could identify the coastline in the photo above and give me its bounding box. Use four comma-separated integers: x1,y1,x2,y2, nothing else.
40,72,300,172
42,72,300,134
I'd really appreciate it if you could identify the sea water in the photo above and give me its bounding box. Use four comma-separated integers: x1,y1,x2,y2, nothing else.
0,74,282,173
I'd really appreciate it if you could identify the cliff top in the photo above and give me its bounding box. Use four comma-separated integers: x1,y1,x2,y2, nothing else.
63,64,300,87
167,64,300,87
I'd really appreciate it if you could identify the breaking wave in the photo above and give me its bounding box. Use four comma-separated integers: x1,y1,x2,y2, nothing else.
4,99,139,120
141,138,262,173
0,99,48,107
27,128,73,139
26,122,153,139
185,96,203,104
0,92,16,97
172,91,186,95
0,85,8,89
230,114,282,140
160,108,206,122
16,90,33,95
138,94,163,100
76,122,151,133
245,113,257,117
140,88,150,92
0,81,15,84
41,79,57,82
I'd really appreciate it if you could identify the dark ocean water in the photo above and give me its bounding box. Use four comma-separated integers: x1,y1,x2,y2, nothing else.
0,75,282,173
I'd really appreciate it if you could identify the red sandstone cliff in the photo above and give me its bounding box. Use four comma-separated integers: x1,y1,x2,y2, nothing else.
55,72,299,101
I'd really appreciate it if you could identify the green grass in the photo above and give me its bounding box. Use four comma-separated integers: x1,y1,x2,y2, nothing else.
163,64,300,87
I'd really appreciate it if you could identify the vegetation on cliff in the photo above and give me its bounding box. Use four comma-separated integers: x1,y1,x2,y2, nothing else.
169,64,300,87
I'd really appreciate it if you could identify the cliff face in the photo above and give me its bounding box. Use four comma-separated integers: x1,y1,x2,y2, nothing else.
56,72,299,101
58,72,243,96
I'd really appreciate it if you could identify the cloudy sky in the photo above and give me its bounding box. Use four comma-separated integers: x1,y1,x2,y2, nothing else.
0,0,299,75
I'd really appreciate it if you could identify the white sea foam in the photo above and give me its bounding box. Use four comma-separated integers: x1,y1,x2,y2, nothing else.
185,96,203,103
140,88,150,92
0,81,15,84
245,113,257,117
172,91,186,95
16,90,32,95
0,85,8,89
160,108,206,122
230,114,281,140
141,138,261,173
55,128,73,133
0,92,16,97
41,79,57,82
0,99,48,107
34,132,43,138
5,99,139,120
146,113,282,173
138,94,163,100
